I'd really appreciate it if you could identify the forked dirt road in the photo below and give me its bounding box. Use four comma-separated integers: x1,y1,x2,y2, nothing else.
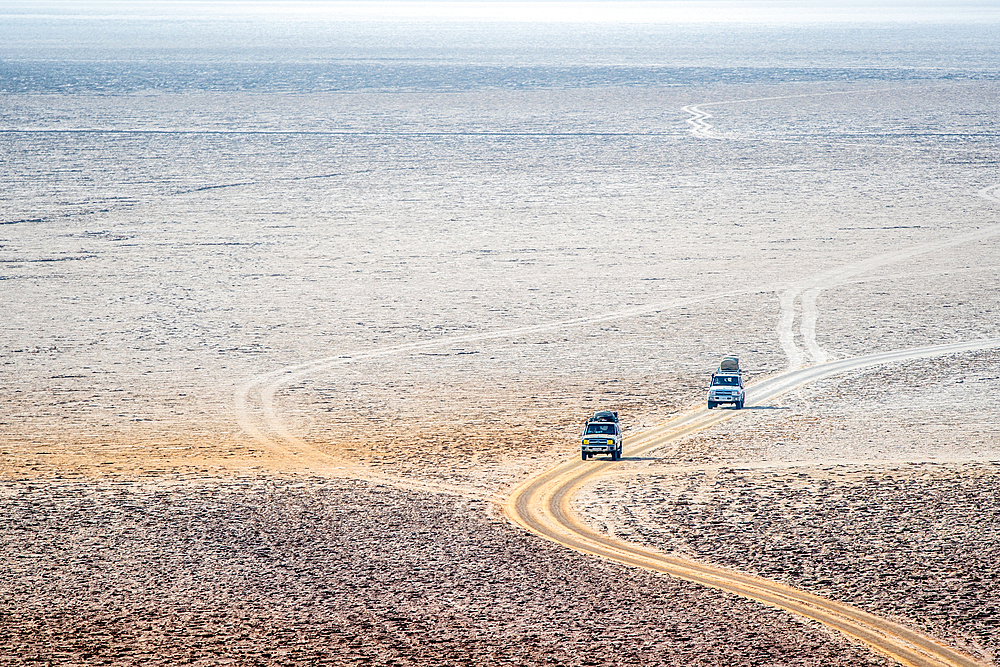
505,339,1000,667
220,87,1000,662
231,166,1000,665
231,196,1000,665
5,83,993,663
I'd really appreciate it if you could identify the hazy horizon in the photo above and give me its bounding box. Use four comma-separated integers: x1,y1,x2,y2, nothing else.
4,0,1000,24
3,0,999,96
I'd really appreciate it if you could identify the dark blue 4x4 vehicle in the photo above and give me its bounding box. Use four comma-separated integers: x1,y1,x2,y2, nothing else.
581,410,623,460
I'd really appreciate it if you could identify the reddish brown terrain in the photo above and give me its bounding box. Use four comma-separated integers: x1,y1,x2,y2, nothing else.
2,7,999,665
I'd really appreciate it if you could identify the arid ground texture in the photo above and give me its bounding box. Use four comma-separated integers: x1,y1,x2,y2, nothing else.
2,5,1000,666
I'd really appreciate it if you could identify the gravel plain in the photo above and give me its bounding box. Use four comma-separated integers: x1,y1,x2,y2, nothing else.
0,476,894,667
3,13,1000,666
576,350,1000,666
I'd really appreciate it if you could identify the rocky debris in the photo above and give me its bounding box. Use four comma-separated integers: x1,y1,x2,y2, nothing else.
0,476,892,666
577,461,1000,666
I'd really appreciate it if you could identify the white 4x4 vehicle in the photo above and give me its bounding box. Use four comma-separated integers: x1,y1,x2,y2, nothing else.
707,356,745,410
581,410,623,461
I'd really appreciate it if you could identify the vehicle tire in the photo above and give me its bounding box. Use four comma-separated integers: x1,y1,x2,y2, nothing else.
707,401,715,409
582,451,588,461
736,399,744,410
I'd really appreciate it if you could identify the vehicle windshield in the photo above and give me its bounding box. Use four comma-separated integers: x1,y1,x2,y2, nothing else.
712,375,740,386
585,423,617,435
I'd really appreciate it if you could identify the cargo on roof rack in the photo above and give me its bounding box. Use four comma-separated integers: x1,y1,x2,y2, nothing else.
587,410,619,424
718,356,740,373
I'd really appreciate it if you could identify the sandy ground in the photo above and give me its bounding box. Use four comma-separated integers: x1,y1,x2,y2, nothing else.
576,350,1000,665
2,72,999,665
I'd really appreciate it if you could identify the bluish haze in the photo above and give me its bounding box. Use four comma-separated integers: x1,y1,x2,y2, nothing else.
2,1,998,93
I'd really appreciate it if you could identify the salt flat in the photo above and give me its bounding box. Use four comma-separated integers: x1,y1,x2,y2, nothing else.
2,6,999,665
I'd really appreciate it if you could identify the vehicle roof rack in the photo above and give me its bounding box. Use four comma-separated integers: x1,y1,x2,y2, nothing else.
717,356,740,373
588,410,619,423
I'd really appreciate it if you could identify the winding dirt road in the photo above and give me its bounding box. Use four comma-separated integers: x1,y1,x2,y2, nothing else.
504,339,1000,667
226,93,1000,667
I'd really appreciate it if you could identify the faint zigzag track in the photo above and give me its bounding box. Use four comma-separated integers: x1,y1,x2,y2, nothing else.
680,105,715,138
681,88,904,142
980,183,1000,203
507,338,1000,667
234,290,746,496
682,89,888,141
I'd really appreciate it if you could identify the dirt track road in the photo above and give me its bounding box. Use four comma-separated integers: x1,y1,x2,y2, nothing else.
217,91,1000,664
505,339,1000,667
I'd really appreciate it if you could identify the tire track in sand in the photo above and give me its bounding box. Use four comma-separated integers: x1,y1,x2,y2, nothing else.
777,184,1000,370
506,337,1000,667
778,219,1000,370
684,91,1000,371
232,88,998,655
237,179,1000,463
234,290,745,497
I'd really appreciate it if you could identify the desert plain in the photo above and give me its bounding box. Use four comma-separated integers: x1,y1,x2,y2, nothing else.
2,9,1000,665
